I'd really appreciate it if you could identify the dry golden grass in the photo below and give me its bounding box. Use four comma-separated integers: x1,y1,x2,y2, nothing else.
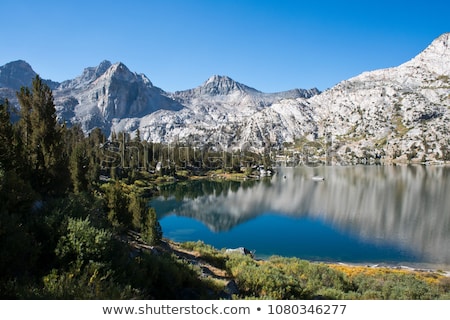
328,264,446,285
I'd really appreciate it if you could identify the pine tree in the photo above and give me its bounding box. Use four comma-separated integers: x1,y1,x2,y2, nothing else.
16,86,33,175
0,100,15,170
106,181,130,229
16,75,69,196
141,207,162,245
0,99,40,286
128,192,147,230
86,127,104,184
70,142,89,193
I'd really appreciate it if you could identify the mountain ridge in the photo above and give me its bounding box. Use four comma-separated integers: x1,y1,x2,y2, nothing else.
1,32,449,163
307,32,450,163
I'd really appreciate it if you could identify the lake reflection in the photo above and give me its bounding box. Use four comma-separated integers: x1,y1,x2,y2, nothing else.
151,165,450,268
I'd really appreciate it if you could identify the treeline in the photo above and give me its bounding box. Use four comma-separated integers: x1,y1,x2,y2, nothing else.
0,76,217,298
102,133,269,179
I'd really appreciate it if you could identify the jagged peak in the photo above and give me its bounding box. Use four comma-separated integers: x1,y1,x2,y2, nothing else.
205,74,233,84
430,32,450,49
96,60,112,74
415,33,450,59
280,87,321,99
76,60,114,84
401,32,450,75
105,62,153,87
200,74,259,95
107,62,134,77
0,59,38,90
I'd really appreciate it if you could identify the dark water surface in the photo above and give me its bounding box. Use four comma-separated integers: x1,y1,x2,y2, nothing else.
151,165,450,270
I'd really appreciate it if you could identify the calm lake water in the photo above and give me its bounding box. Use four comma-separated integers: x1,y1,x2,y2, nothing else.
150,165,450,270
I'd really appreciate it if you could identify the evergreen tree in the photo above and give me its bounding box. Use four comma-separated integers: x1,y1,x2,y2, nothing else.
16,75,69,196
63,124,85,156
15,86,33,176
86,127,104,184
141,207,162,245
0,100,15,170
105,181,130,229
128,192,147,230
70,142,89,193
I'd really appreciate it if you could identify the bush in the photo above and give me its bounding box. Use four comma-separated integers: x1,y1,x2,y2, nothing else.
55,217,113,267
42,261,138,299
180,241,228,269
226,254,306,299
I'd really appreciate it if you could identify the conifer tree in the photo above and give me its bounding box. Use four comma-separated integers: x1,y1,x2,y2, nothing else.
0,100,14,170
16,75,69,196
16,87,33,175
70,142,89,193
106,180,130,229
141,207,162,245
128,192,147,230
86,127,104,184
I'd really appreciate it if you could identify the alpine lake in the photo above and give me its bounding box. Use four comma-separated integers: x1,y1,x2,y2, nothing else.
150,165,450,271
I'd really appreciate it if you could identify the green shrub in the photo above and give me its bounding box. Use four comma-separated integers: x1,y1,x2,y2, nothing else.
42,261,138,299
180,241,228,269
55,217,113,267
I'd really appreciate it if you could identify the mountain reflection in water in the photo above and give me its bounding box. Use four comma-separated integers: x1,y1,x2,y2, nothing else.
151,165,450,267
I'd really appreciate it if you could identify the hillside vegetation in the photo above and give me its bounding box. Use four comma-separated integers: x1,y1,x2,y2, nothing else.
1,77,449,300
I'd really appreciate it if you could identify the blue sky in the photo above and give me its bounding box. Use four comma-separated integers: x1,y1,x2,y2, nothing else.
1,0,449,92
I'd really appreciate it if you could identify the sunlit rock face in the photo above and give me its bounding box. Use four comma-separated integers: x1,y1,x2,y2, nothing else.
308,33,450,163
1,33,450,162
53,61,183,135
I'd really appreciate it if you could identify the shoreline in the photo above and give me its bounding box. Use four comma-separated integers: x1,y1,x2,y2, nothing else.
251,249,450,276
329,261,450,277
150,167,450,278
252,255,450,277
161,238,450,278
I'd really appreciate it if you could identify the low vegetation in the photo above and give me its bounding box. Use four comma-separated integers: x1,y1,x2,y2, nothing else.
180,241,450,300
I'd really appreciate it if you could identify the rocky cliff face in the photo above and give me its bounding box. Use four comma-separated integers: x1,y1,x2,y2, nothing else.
0,60,41,91
130,33,450,163
112,73,320,148
53,60,183,135
1,33,449,163
309,33,450,163
0,60,58,107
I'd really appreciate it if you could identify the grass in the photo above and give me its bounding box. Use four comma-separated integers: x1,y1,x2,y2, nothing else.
393,115,409,137
175,241,450,300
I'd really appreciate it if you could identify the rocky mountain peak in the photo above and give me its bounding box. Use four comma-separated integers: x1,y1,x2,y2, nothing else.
95,60,113,76
59,60,112,89
80,60,112,82
422,32,450,57
205,74,232,84
200,74,259,95
0,60,37,90
106,62,136,81
109,62,129,74
402,32,450,75
0,59,59,92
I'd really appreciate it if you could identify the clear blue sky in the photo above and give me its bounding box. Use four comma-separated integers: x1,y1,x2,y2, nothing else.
1,0,449,92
